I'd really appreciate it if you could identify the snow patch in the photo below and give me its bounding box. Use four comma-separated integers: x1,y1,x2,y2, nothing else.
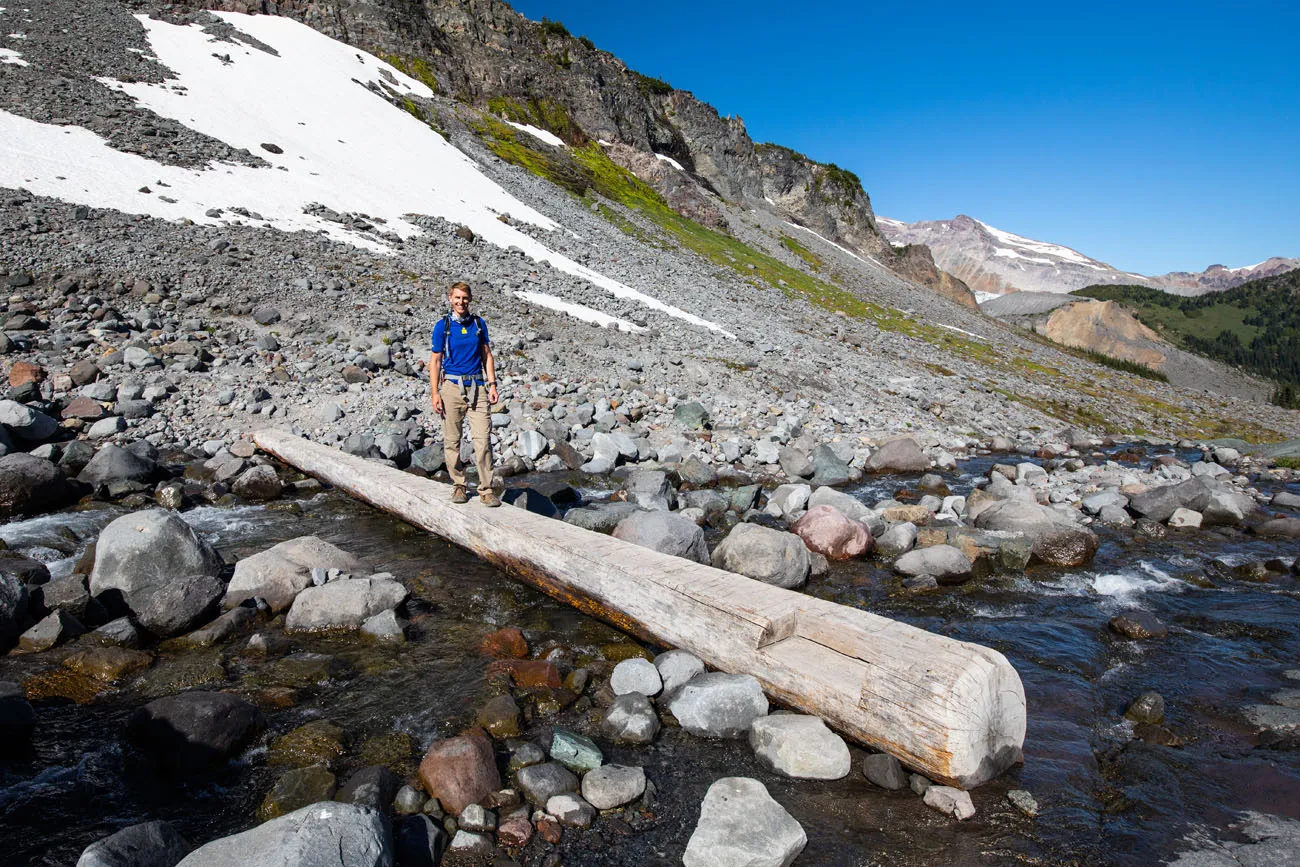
934,323,987,341
782,220,867,263
0,46,25,65
503,120,563,148
8,31,26,38
976,219,1101,268
514,291,642,332
0,12,731,337
654,153,683,171
992,247,1054,265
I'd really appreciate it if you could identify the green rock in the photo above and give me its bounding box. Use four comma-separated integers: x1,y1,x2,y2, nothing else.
550,728,602,774
477,694,523,739
257,652,352,689
269,720,347,768
357,731,415,775
257,765,337,822
673,401,710,430
601,643,651,662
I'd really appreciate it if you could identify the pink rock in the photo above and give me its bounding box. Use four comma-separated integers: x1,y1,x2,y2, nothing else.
792,505,873,560
417,730,501,816
497,816,534,848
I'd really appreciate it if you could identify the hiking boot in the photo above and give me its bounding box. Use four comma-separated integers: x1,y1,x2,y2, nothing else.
451,484,468,504
479,490,501,508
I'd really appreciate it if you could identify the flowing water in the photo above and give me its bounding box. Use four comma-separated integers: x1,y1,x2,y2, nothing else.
1,449,1298,866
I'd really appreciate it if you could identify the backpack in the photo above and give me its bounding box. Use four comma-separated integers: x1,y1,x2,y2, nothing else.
439,313,485,373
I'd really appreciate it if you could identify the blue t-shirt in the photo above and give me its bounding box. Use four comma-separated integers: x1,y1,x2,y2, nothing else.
431,315,490,377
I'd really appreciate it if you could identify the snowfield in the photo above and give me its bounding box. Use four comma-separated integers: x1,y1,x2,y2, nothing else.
0,11,731,336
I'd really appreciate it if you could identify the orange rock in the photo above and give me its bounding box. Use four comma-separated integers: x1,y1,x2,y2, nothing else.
478,626,528,659
9,361,44,387
417,730,501,816
486,659,562,689
536,814,562,845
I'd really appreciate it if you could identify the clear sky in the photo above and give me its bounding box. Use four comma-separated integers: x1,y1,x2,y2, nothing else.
509,1,1298,275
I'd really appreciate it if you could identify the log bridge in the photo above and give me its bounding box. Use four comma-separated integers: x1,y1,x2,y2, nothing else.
254,430,1026,788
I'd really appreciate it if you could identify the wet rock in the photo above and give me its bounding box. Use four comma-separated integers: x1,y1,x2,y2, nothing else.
601,692,660,745
1243,704,1300,732
0,573,28,649
360,608,406,643
76,820,192,867
1007,789,1039,817
668,672,768,738
1134,722,1185,746
509,742,546,773
16,609,84,653
550,728,602,774
683,777,806,867
476,694,523,739
179,606,257,647
1109,611,1168,640
64,646,153,683
515,761,580,807
1125,691,1166,725
612,510,709,564
285,577,407,632
175,803,390,867
393,814,447,867
893,544,971,584
1029,528,1099,567
581,764,646,810
866,438,930,473
710,523,810,588
269,720,347,768
0,681,36,749
792,505,872,560
547,793,596,827
1257,518,1300,538
610,657,662,697
749,714,851,779
258,765,338,822
862,753,908,790
132,573,226,639
655,649,705,697
127,691,265,775
478,626,529,659
393,785,425,815
89,511,223,624
336,765,401,810
0,453,77,519
418,731,501,816
923,785,976,820
224,536,368,613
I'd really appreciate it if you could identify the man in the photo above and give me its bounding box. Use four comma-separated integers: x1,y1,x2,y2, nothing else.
429,281,501,506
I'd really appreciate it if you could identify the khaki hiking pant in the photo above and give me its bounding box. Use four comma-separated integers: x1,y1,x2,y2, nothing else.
439,380,493,491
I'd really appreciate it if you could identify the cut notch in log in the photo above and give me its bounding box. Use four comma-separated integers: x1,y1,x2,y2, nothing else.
254,429,1026,788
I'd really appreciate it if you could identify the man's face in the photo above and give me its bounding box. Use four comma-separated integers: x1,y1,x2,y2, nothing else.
449,287,471,316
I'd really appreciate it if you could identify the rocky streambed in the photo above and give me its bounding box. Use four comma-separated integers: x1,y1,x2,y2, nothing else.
0,433,1299,866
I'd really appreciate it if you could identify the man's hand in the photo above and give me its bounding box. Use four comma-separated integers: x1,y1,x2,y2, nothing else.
488,384,499,405
431,393,445,417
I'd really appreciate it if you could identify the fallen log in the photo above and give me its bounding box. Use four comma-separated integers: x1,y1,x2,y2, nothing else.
254,430,1026,788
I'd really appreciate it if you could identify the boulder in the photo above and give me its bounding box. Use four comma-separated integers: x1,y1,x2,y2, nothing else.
764,484,810,518
175,803,390,867
1109,611,1167,639
668,672,768,738
875,522,918,557
791,505,872,560
710,523,810,588
654,649,705,697
129,574,226,638
809,444,852,487
973,499,1061,535
16,609,84,652
563,502,642,533
623,469,677,511
806,488,877,526
258,766,338,822
610,657,662,697
223,537,367,613
232,465,283,500
1257,518,1300,538
417,732,500,816
0,573,29,649
514,761,579,807
126,691,265,775
893,545,972,584
679,456,718,487
285,578,408,632
89,511,224,624
1029,528,1100,567
77,444,156,488
866,438,930,473
601,692,661,745
748,714,851,779
581,764,646,810
777,447,813,479
0,399,58,440
0,453,77,518
546,793,596,828
76,820,192,867
612,510,709,564
1128,478,1214,523
682,777,806,867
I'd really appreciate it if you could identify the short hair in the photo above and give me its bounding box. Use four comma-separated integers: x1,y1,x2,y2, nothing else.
447,281,472,298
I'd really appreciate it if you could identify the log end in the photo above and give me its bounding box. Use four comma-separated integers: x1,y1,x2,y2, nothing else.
944,645,1027,788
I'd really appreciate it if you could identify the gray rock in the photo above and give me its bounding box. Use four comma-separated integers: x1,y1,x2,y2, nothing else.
0,399,58,441
613,510,709,564
232,465,283,500
175,803,389,867
1128,478,1214,523
78,445,155,488
809,444,851,486
623,469,676,511
682,777,806,867
129,574,226,638
546,793,596,827
710,523,810,588
1007,789,1039,817
224,536,367,613
610,657,662,696
654,648,705,696
76,820,192,867
90,511,223,624
286,578,408,632
764,483,811,518
127,691,265,775
923,785,976,820
360,608,406,643
335,766,401,810
0,453,76,519
581,764,646,810
973,498,1062,535
866,438,930,473
89,417,128,439
514,761,579,807
806,485,874,524
601,692,661,745
517,430,547,461
1273,491,1300,509
1125,691,1166,725
90,617,141,648
668,672,768,738
563,502,643,533
893,544,972,584
777,446,813,479
862,753,908,789
875,522,918,557
748,714,851,779
674,401,710,430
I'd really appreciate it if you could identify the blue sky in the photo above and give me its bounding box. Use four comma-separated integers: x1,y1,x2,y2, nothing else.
510,1,1298,275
